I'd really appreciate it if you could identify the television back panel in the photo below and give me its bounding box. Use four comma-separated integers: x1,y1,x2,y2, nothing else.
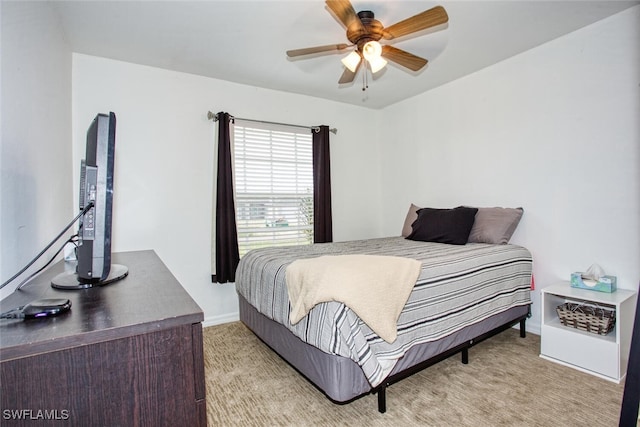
77,112,116,283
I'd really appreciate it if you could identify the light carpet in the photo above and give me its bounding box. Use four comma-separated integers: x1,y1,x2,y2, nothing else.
203,321,630,426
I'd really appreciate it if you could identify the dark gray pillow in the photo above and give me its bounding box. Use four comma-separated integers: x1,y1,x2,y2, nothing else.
406,206,478,245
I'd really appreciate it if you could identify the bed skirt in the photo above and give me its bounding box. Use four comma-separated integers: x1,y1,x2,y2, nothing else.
239,294,529,406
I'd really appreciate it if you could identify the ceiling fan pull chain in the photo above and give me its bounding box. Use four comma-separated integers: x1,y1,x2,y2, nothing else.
362,64,369,91
362,66,365,91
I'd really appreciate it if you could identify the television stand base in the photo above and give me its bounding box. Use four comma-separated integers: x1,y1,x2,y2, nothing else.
51,264,128,289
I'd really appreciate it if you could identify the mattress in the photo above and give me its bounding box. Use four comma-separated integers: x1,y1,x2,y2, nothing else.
235,236,533,387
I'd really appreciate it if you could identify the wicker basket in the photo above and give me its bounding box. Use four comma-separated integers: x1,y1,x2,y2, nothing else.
556,302,616,335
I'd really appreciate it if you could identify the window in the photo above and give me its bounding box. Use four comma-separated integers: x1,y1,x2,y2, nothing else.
233,121,313,256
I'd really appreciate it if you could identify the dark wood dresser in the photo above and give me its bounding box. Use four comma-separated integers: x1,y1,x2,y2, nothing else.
0,250,206,426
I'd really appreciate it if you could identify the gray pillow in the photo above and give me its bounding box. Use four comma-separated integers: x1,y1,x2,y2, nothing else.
467,207,524,244
401,203,420,237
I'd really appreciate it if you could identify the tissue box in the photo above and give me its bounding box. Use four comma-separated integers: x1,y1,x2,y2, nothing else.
570,272,617,293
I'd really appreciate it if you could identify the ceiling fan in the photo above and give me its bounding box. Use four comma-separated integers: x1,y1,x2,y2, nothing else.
286,0,449,85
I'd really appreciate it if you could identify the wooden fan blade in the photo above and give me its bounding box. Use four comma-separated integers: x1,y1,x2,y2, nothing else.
338,60,361,84
381,45,428,71
287,43,349,57
383,5,448,40
325,0,365,32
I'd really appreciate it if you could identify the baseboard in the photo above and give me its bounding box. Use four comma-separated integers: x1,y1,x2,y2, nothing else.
203,311,239,328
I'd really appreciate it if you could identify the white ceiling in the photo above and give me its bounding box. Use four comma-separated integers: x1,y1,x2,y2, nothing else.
51,0,639,109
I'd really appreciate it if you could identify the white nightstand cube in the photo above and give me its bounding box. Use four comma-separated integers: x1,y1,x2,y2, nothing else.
540,282,637,383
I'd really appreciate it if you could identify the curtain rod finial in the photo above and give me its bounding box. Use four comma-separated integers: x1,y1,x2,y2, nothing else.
207,111,217,121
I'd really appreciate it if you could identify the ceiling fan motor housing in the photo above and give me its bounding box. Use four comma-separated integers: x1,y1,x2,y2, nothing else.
347,11,384,52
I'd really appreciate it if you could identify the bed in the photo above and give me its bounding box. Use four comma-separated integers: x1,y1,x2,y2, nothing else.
235,234,533,412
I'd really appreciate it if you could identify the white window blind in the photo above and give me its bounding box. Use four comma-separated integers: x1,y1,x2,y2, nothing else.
234,121,313,256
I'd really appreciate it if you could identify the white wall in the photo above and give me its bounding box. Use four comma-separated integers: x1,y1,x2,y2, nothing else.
72,55,382,324
0,2,72,298
379,6,640,333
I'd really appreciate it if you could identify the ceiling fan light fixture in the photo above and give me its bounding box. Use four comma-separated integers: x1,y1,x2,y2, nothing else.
362,41,383,62
362,40,386,73
368,56,387,73
341,51,361,72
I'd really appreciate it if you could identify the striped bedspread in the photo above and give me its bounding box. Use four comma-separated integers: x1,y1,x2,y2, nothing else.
235,237,532,387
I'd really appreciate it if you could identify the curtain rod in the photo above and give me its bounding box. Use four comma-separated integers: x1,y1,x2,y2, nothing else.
207,111,337,135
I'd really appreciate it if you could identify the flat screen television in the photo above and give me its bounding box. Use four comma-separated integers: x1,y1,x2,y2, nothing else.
52,112,128,289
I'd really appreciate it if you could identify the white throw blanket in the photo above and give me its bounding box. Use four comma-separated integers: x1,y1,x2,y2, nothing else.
286,254,422,343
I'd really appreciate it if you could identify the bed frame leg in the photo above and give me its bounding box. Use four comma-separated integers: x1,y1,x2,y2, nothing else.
461,347,469,364
520,318,526,338
377,386,387,413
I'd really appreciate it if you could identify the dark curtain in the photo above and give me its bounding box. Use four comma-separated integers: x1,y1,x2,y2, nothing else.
312,126,333,243
213,112,239,283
